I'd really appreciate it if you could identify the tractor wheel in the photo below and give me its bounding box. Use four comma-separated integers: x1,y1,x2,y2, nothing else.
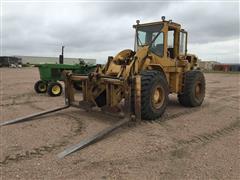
34,80,47,93
47,82,63,97
139,70,169,120
178,70,205,107
73,81,82,91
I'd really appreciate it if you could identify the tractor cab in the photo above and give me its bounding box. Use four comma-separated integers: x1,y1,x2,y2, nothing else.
133,17,188,61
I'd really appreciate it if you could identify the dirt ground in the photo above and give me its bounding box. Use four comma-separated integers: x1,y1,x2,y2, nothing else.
0,67,239,180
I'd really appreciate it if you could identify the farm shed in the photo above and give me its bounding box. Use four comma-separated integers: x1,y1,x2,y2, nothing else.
0,56,22,67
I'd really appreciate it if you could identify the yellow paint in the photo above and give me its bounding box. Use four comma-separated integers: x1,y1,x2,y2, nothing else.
52,85,61,95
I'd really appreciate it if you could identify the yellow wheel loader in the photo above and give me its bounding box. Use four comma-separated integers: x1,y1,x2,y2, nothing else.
1,17,205,158
63,17,205,120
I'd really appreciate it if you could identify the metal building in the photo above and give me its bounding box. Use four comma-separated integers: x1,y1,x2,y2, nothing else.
214,64,240,72
0,56,22,67
198,60,220,71
17,56,96,65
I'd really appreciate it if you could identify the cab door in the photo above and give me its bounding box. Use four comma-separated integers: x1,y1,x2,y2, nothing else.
179,30,188,56
167,29,175,59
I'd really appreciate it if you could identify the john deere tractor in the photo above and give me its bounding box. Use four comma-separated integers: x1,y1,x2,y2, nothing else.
34,47,96,97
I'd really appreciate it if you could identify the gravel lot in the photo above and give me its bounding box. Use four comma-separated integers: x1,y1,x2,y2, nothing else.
0,67,239,179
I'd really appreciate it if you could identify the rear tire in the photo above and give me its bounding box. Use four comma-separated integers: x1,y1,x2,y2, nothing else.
34,80,47,93
47,82,63,97
178,70,205,107
138,70,169,120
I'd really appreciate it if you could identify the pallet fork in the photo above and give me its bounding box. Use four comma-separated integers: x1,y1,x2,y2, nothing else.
0,71,141,159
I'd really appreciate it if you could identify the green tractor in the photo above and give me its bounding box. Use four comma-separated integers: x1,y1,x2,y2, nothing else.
34,47,96,96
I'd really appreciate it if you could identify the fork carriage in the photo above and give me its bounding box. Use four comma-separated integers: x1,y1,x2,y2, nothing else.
63,70,142,121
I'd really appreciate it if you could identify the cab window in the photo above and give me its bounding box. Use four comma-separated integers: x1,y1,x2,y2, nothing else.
179,32,187,54
150,32,164,57
167,30,175,59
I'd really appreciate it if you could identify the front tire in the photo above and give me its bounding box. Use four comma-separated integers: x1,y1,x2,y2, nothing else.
140,70,169,120
34,80,47,93
47,82,63,97
178,70,205,107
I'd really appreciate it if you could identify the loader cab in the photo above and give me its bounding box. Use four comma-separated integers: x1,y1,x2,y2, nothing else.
134,22,164,57
134,18,188,60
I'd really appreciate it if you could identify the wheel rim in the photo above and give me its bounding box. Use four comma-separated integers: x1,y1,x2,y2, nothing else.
39,83,47,92
52,85,61,95
151,85,165,109
195,80,202,100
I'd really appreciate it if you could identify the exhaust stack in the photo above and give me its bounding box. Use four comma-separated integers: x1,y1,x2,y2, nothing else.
59,46,64,64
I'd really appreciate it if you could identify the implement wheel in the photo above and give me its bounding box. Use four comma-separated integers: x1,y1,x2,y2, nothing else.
178,70,205,107
140,70,169,120
34,80,47,93
47,82,63,97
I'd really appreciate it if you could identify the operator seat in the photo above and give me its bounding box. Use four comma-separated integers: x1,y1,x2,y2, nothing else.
167,48,174,59
155,44,164,56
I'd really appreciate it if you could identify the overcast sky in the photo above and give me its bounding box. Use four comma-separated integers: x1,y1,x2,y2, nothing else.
1,1,239,63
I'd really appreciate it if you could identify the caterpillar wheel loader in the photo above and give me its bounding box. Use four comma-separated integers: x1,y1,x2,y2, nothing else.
1,17,205,158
